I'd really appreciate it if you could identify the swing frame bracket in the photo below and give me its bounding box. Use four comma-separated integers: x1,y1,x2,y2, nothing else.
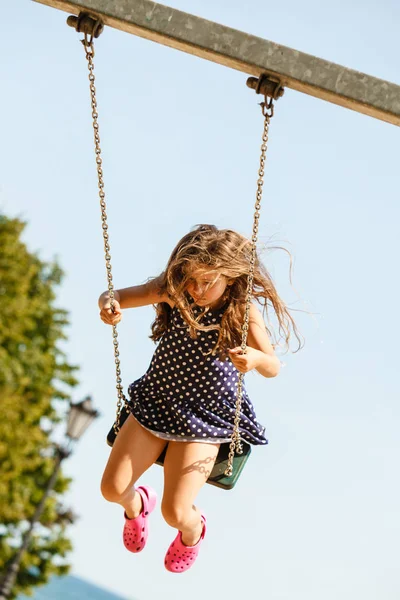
67,12,285,108
247,75,284,101
66,12,104,38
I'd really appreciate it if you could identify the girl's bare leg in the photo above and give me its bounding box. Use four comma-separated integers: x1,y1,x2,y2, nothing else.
161,441,219,546
101,415,167,518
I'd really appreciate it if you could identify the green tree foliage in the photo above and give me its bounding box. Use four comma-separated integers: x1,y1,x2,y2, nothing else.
0,215,79,598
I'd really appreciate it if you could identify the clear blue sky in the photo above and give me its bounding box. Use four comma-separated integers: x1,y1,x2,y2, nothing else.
2,1,400,599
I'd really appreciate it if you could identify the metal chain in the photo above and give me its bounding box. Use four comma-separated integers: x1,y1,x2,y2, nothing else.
73,13,278,470
224,96,274,476
79,26,275,460
82,32,127,433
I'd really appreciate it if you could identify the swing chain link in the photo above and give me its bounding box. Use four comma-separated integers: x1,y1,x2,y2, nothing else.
224,90,274,477
82,30,128,434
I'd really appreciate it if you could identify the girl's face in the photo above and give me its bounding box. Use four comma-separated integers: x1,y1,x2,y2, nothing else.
185,268,230,309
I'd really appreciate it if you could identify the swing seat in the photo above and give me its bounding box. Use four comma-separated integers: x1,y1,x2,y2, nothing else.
106,405,251,490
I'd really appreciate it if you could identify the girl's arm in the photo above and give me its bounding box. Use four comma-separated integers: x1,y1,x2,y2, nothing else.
98,274,173,326
228,304,281,378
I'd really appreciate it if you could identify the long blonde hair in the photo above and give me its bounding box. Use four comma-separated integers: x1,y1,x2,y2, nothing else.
151,224,302,356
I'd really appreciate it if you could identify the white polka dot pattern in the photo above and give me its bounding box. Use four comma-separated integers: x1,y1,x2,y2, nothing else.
128,305,267,445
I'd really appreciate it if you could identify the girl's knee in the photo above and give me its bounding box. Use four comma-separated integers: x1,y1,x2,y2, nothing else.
100,476,118,503
100,474,129,504
161,500,191,529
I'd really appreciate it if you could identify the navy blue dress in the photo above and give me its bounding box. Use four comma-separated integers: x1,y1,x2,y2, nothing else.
128,304,267,445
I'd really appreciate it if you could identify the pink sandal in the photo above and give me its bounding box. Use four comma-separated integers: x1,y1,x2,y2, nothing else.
123,485,157,553
164,515,206,573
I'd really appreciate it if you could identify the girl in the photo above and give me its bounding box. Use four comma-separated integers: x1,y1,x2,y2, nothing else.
99,224,299,573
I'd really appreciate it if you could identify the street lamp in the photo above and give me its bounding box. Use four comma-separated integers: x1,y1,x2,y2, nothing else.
67,396,100,441
0,397,100,600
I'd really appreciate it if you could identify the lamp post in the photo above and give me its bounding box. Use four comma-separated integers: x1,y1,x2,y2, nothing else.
0,396,99,600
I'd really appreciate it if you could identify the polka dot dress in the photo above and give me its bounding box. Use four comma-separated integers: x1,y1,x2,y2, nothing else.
128,304,267,445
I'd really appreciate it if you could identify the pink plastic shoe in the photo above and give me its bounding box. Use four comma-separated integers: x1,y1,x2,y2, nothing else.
123,485,157,553
164,515,206,573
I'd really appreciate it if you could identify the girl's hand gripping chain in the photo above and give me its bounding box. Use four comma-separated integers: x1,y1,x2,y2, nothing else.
99,292,123,326
228,346,261,373
228,345,281,377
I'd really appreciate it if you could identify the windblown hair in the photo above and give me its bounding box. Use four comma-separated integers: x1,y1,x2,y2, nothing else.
150,224,302,357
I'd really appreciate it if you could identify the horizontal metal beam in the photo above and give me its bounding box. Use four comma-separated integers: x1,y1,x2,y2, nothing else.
34,0,400,126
